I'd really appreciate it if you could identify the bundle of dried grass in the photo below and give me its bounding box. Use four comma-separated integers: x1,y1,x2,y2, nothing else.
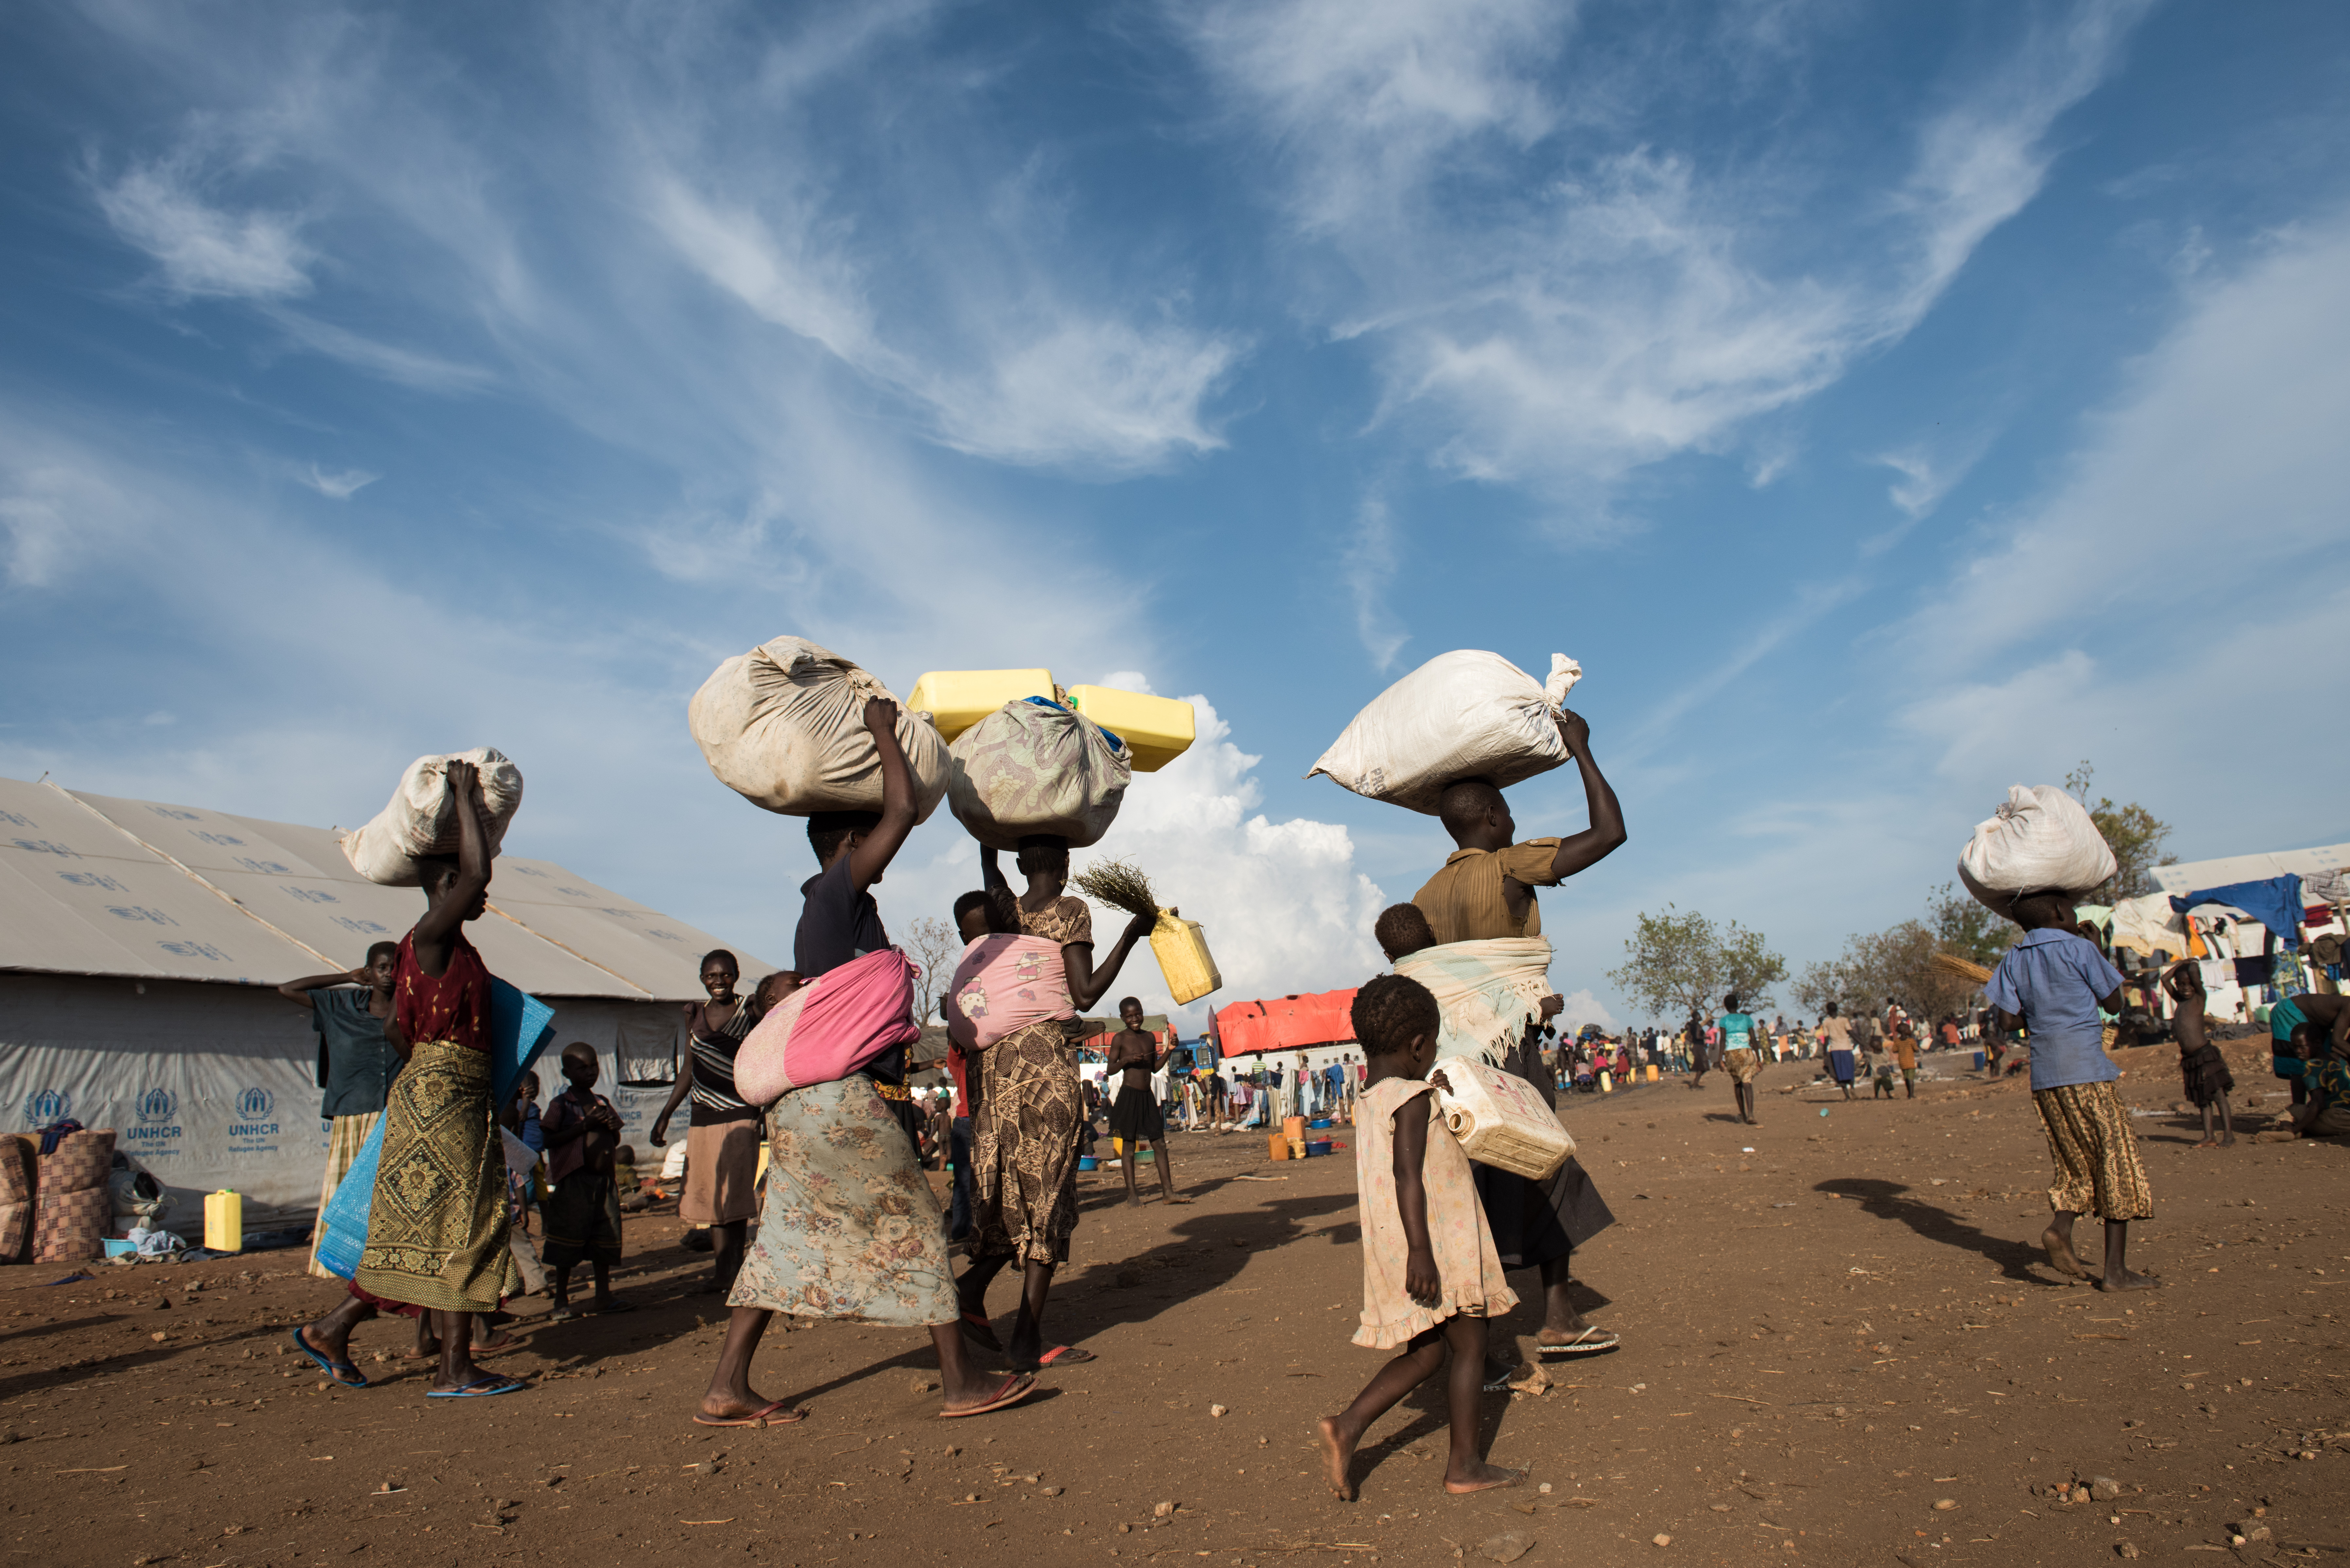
1929,951,1994,984
1073,857,1157,920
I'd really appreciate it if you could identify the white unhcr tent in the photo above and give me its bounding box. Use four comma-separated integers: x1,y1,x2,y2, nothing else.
0,775,779,1237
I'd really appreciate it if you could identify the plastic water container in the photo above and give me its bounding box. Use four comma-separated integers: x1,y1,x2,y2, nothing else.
1645,1063,1659,1083
906,669,1054,743
1267,1134,1290,1162
1150,910,1222,1004
1063,686,1196,772
204,1189,243,1253
1432,1060,1576,1181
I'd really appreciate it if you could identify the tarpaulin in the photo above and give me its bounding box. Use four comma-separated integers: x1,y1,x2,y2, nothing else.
2171,875,2306,950
1214,988,1359,1056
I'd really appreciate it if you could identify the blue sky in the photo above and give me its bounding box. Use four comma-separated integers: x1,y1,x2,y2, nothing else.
4,0,2347,1031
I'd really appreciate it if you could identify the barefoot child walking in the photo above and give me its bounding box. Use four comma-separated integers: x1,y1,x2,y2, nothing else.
1318,974,1523,1502
1986,891,2157,1291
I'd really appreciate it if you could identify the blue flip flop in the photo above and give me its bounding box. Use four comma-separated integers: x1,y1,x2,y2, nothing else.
427,1374,528,1399
288,1327,369,1388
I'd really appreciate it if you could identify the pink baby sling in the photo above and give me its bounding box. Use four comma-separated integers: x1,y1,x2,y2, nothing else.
941,934,1074,1051
732,947,921,1106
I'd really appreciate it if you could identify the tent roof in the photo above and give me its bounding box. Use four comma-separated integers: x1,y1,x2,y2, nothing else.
2151,843,2350,896
0,775,774,1000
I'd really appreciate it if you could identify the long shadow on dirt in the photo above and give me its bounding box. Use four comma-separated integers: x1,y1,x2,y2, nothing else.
1813,1176,2057,1284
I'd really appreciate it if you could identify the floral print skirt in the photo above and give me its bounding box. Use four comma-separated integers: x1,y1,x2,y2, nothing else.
728,1075,956,1327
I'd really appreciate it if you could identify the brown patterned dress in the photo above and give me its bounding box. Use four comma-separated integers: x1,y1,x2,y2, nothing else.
972,895,1091,1266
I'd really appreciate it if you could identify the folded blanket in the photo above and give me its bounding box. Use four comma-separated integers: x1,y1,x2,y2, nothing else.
734,947,920,1106
942,934,1073,1051
1394,938,1555,1067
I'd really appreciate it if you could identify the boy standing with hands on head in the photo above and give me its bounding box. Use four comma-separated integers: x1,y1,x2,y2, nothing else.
1986,891,2156,1291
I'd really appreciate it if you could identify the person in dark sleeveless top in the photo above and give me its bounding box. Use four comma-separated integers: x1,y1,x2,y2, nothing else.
650,949,763,1293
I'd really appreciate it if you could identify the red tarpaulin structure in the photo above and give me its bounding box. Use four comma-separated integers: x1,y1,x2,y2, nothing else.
1213,988,1359,1056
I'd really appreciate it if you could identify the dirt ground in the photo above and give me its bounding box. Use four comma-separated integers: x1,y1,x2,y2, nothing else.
6,1040,2345,1568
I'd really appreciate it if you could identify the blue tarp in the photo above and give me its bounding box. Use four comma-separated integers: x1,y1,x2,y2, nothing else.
312,980,555,1281
2170,875,2305,950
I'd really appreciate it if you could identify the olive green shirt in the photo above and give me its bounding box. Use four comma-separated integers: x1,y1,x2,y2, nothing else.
1411,838,1564,944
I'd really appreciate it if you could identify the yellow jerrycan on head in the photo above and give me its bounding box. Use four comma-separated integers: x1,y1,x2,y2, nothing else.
907,669,1196,772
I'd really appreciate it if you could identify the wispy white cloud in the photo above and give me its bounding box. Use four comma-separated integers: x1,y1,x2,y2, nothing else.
1181,0,2153,501
295,464,379,499
1912,213,2350,671
92,156,313,300
1340,492,1409,669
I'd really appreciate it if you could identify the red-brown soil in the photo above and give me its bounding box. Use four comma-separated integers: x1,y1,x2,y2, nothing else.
5,1042,2342,1567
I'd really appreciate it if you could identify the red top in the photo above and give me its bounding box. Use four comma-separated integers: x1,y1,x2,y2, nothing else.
394,928,492,1052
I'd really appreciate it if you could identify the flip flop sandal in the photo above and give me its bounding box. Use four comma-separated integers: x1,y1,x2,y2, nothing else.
588,1299,637,1314
693,1399,805,1429
1481,1363,1518,1392
426,1374,528,1398
1536,1327,1620,1358
1014,1344,1097,1371
288,1327,369,1389
958,1310,1004,1353
938,1373,1038,1420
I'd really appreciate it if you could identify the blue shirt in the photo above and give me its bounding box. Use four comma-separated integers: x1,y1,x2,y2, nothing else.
1986,929,2125,1091
1718,1012,1758,1051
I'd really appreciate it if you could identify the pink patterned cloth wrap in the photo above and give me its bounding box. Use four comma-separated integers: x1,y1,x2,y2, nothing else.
734,947,920,1106
942,934,1074,1052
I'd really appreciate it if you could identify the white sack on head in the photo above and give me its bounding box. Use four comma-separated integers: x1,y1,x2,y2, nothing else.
688,636,950,820
340,748,523,887
1307,650,1581,815
947,699,1131,851
1956,784,2118,914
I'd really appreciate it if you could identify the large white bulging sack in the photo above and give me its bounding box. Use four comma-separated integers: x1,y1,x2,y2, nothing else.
947,699,1132,851
1308,650,1581,815
339,748,524,887
688,637,950,820
1956,784,2117,913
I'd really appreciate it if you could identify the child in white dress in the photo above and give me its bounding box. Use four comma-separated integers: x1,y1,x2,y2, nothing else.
1317,973,1522,1501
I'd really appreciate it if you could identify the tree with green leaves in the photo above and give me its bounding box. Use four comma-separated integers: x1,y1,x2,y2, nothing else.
1609,906,1787,1025
2065,761,2175,903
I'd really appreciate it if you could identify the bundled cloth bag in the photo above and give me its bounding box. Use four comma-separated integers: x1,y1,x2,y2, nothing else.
1956,784,2117,916
947,697,1131,851
32,1127,115,1264
340,748,524,886
0,1135,32,1265
734,948,923,1105
1309,651,1581,815
941,934,1075,1051
1394,937,1556,1067
689,636,951,820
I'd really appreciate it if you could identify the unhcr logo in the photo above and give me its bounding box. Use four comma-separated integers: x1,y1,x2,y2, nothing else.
23,1088,69,1126
229,1085,279,1141
125,1086,183,1148
135,1087,178,1124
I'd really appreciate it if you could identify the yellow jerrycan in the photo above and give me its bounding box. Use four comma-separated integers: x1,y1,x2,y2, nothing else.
204,1189,243,1253
1062,686,1195,772
905,669,1055,743
1149,908,1221,1004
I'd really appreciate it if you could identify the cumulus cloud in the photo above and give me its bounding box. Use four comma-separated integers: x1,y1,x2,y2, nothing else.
93,157,313,300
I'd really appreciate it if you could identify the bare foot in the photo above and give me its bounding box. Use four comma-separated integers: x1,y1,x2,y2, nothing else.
2096,1269,2161,1292
1443,1459,1524,1495
1316,1416,1357,1501
2219,1134,2236,1147
2040,1224,2086,1280
2192,1139,2219,1149
1160,1195,1193,1205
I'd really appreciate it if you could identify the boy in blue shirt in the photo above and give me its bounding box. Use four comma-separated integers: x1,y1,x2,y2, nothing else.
1715,993,1766,1126
1985,891,2156,1291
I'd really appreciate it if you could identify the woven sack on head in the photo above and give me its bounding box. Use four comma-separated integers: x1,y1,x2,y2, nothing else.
339,748,524,886
946,698,1131,851
689,636,951,820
